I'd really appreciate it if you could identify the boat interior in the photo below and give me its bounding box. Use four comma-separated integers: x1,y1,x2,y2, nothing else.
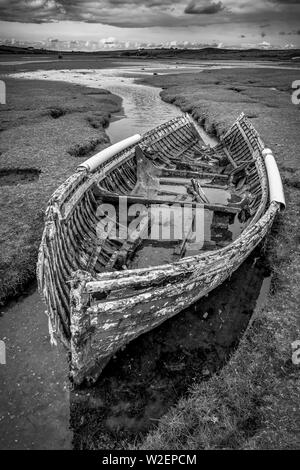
38,113,269,343
84,117,263,274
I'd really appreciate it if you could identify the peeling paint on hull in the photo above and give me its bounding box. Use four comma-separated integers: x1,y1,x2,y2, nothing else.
37,113,283,386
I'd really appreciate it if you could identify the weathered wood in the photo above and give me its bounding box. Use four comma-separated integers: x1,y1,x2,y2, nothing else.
159,177,228,190
173,211,195,256
222,144,238,169
95,191,241,215
36,112,279,387
161,167,229,180
169,138,198,160
175,160,216,172
191,179,210,204
106,210,149,270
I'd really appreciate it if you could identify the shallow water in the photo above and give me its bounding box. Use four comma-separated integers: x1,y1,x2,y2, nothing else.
0,60,63,66
4,57,300,70
0,63,272,449
104,81,181,142
0,286,71,450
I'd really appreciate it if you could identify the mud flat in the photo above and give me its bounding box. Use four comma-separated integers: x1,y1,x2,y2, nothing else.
136,67,300,450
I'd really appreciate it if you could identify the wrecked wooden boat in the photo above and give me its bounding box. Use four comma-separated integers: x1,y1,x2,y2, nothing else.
37,113,285,386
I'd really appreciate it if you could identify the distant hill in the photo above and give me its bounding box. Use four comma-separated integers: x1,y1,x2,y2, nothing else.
1,44,300,61
0,44,55,54
119,47,300,61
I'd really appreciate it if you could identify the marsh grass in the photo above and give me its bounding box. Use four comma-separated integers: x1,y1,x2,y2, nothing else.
0,77,121,303
139,203,300,449
136,68,300,450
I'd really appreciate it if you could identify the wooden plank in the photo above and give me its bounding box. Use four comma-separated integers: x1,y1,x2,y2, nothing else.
222,145,238,169
173,211,195,256
159,177,228,190
191,179,210,204
145,120,191,147
169,138,198,160
106,210,149,269
161,167,229,180
95,191,241,215
175,160,216,171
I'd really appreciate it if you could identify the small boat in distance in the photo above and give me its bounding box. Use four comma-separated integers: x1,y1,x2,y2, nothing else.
37,113,285,386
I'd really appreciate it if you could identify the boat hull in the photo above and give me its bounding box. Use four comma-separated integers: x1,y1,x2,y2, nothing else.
37,113,284,386
70,201,278,385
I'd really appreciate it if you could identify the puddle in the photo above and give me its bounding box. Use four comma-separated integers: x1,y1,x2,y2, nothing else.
0,168,41,186
0,285,71,450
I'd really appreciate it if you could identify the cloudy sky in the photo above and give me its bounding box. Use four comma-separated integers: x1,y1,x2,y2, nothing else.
0,0,299,50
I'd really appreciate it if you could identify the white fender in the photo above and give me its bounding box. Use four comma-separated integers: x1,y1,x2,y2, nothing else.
262,148,286,210
78,134,142,172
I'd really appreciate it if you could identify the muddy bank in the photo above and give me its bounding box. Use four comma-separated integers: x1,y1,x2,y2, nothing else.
0,77,122,303
137,68,300,450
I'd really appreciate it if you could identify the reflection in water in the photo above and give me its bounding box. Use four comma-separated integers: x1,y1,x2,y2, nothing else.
70,245,271,450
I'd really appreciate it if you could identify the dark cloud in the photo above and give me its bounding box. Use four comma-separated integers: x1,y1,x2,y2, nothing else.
0,0,184,25
0,0,299,30
0,0,226,26
269,0,300,3
261,31,266,37
279,29,300,34
279,30,297,34
0,0,66,22
184,0,224,14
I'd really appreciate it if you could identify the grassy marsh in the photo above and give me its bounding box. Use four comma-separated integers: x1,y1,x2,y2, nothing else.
136,67,300,450
0,77,121,302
